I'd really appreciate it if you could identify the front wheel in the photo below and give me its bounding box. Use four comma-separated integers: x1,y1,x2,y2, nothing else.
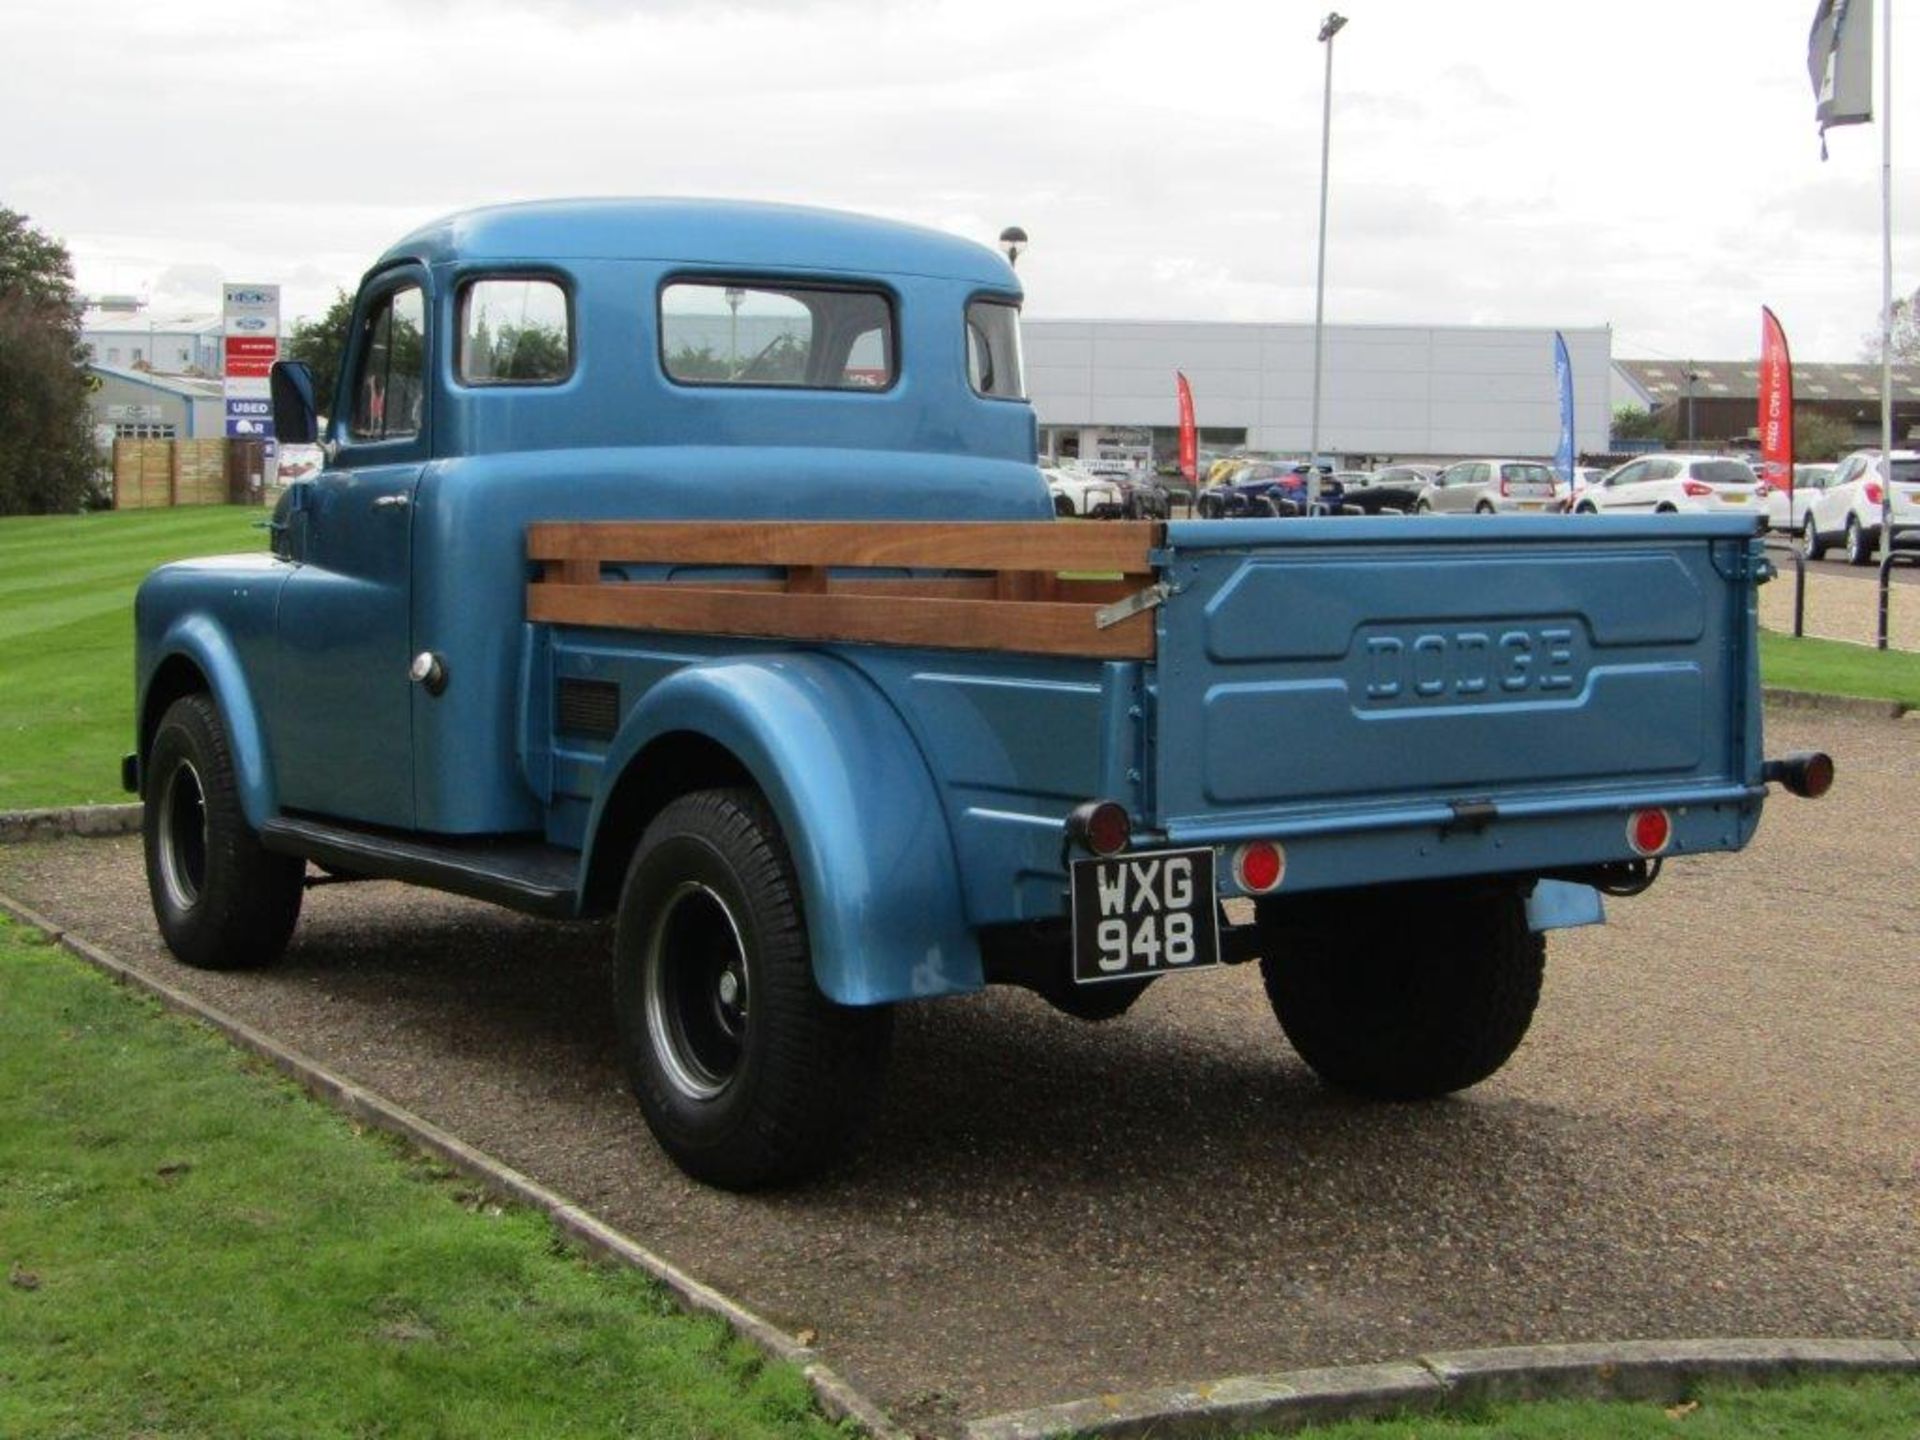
613,788,892,1189
1414,500,1431,514
1256,887,1543,1099
1803,512,1826,560
142,694,304,970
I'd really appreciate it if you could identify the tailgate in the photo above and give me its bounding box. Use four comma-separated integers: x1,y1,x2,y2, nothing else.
1151,515,1766,874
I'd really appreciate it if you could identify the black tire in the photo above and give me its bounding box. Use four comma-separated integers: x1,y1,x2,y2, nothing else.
1041,975,1154,1022
1802,512,1826,560
1577,503,1599,515
1052,493,1074,517
142,694,304,970
1845,515,1874,566
612,788,892,1189
1256,887,1543,1100
1475,501,1495,514
1414,499,1431,514
1197,493,1221,519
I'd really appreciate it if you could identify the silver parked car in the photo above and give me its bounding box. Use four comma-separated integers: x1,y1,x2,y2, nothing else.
1414,459,1560,514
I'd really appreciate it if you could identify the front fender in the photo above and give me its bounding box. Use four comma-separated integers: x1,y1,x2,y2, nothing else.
582,654,980,1005
141,612,278,831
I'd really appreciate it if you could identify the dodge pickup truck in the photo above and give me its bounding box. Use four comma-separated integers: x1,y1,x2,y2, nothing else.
130,199,1832,1189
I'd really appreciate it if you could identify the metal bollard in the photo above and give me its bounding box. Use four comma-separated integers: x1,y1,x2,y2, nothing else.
1876,540,1919,650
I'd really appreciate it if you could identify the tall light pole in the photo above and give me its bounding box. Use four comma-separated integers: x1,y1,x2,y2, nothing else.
1306,11,1347,512
724,286,744,378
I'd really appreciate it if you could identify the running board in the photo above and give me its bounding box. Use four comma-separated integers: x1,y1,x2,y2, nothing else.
260,816,582,919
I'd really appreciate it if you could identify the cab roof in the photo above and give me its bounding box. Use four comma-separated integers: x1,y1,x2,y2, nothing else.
375,197,1019,290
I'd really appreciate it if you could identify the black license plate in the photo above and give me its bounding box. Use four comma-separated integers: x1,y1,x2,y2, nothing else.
1070,847,1221,984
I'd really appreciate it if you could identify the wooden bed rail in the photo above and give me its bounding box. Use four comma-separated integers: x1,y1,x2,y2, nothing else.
525,521,1164,660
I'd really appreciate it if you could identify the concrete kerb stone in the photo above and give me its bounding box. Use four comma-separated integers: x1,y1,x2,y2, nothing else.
0,892,910,1440
966,1339,1920,1440
0,803,142,845
1760,686,1910,720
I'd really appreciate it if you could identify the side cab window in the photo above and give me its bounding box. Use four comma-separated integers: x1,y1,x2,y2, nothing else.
349,283,428,443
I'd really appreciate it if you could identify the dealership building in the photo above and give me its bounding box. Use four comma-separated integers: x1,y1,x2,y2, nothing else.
1022,319,1613,469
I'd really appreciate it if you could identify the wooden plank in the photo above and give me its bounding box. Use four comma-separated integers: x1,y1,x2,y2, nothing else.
787,565,829,595
527,520,1157,575
589,575,1144,603
526,583,1154,660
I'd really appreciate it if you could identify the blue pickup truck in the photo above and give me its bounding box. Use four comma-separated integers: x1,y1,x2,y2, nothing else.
129,199,1830,1189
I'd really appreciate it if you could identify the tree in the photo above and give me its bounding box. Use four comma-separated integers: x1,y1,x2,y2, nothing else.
1860,284,1920,363
1793,408,1853,462
1610,403,1665,441
0,206,96,515
284,288,356,410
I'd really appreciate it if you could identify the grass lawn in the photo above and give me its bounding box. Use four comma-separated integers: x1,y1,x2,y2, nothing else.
1759,627,1920,707
0,916,842,1440
0,506,264,810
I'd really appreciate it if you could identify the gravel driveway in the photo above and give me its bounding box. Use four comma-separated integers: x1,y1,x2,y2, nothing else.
2,706,1914,1433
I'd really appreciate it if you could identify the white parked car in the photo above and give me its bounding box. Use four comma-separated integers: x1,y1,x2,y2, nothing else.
1758,463,1835,533
1414,459,1560,514
1802,449,1920,564
1572,454,1759,517
1044,464,1123,518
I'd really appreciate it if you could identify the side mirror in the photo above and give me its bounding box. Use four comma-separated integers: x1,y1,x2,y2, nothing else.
270,360,320,445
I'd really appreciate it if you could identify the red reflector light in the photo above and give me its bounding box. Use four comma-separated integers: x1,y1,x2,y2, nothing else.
1627,808,1672,856
1075,800,1131,857
1235,840,1285,893
1682,481,1713,497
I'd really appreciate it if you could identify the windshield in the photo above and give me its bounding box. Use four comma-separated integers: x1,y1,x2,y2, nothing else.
1694,461,1756,485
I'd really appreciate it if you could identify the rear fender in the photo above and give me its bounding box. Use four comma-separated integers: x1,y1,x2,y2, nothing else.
141,615,277,830
582,655,980,1005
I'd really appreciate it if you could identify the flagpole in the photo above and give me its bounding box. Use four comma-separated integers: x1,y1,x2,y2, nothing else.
1879,0,1894,557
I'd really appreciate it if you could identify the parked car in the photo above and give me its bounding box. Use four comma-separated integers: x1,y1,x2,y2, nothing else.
1115,473,1172,519
1802,449,1920,563
1415,460,1559,514
1197,462,1345,517
1571,455,1759,518
1554,466,1607,512
1341,468,1427,515
1044,464,1123,518
1757,463,1835,533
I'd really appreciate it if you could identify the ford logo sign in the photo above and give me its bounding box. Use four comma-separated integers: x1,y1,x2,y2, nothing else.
232,317,268,331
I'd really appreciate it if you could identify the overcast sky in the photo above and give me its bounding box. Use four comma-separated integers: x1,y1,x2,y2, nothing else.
7,0,1914,362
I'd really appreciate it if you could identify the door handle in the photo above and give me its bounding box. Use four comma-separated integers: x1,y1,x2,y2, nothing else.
372,494,411,511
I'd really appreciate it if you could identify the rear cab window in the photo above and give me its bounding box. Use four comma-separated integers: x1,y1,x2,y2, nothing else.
659,280,894,390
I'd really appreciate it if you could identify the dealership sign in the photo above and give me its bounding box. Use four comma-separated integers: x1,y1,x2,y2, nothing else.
223,283,280,439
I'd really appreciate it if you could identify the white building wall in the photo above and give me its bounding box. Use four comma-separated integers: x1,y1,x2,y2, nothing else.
1025,320,1612,461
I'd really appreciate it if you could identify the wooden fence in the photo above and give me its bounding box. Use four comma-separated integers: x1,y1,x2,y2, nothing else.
112,439,248,509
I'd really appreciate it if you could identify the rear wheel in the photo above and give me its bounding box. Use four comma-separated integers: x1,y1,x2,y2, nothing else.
1802,512,1826,560
613,788,892,1189
1256,887,1543,1099
1052,493,1073,517
142,694,304,970
1414,499,1431,514
1474,501,1495,515
1576,503,1599,515
1846,515,1874,566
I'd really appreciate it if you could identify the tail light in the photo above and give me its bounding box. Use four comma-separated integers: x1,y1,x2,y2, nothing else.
1499,475,1512,497
1626,808,1672,856
1865,481,1884,504
1233,840,1286,894
1066,800,1131,857
1682,481,1714,498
